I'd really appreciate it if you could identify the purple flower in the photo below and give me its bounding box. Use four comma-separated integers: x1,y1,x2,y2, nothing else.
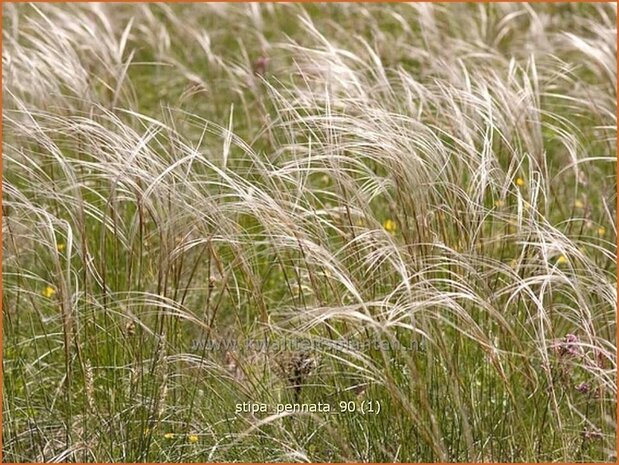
553,333,582,358
575,382,590,394
253,56,269,76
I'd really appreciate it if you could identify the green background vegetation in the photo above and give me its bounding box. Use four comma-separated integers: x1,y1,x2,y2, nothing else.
2,3,616,462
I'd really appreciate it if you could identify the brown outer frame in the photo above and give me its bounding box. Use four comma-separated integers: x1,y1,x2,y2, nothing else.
0,1,616,464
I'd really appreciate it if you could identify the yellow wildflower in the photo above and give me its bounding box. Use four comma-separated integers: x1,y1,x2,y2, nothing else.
574,199,584,209
383,219,397,233
42,286,56,298
556,255,568,265
57,243,65,252
516,177,525,187
164,432,175,439
494,200,505,207
597,226,606,236
188,434,199,444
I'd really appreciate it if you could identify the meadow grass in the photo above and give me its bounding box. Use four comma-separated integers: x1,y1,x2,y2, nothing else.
2,3,617,462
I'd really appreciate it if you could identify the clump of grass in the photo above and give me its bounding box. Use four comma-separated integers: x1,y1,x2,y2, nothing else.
3,3,616,462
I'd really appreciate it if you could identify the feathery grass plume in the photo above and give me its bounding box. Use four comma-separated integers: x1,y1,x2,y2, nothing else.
84,360,96,414
2,2,616,462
